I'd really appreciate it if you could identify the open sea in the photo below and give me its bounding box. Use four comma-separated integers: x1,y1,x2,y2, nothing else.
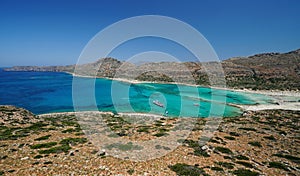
0,69,275,117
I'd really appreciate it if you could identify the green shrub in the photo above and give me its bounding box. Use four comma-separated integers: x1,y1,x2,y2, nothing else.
155,145,162,149
238,127,257,132
211,166,224,171
34,135,51,141
263,135,276,141
159,128,169,132
209,139,220,144
62,128,75,133
30,142,57,149
33,155,43,159
235,155,249,160
39,145,71,154
0,127,29,140
268,162,289,171
224,136,235,140
194,148,210,157
273,154,300,163
169,163,207,176
44,161,53,164
248,141,262,147
127,169,135,175
62,127,81,133
153,132,168,137
278,131,287,135
26,122,47,131
215,146,233,154
184,140,199,148
232,169,259,176
75,132,85,136
215,161,234,169
183,140,210,157
137,126,150,133
61,120,79,126
236,161,253,168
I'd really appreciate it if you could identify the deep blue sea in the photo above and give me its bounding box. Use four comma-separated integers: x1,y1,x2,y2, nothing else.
0,69,274,117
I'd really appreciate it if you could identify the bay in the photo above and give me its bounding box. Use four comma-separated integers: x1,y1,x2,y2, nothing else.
0,69,274,117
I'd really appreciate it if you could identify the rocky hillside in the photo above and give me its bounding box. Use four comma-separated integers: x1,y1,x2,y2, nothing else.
4,49,300,90
0,106,299,175
223,49,300,90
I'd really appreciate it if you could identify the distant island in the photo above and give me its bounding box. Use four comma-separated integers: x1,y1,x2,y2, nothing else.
5,49,300,91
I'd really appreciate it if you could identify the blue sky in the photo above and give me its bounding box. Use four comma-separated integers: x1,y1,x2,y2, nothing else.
0,0,299,66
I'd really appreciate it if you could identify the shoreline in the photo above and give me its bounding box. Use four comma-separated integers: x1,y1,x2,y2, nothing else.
36,101,300,117
68,72,300,97
38,110,114,117
37,103,300,119
48,71,300,114
241,102,300,111
38,111,171,119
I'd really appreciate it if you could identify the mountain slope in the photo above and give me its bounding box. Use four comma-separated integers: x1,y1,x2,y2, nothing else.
223,49,300,90
4,49,300,90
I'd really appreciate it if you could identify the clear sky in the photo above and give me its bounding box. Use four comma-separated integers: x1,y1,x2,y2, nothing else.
0,0,299,66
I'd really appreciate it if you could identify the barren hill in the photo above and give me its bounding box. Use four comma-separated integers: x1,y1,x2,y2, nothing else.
223,49,300,90
4,49,300,90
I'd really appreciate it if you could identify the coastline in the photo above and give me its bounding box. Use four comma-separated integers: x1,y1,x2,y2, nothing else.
66,72,300,112
38,111,169,119
37,101,300,117
241,102,300,111
68,71,300,96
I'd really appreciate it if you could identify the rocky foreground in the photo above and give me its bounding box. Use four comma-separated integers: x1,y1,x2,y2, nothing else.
0,105,299,175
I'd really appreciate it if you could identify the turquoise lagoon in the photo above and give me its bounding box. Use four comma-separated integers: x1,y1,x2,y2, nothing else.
0,69,274,117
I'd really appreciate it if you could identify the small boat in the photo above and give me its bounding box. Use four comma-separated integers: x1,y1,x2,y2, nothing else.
153,100,164,107
193,103,200,106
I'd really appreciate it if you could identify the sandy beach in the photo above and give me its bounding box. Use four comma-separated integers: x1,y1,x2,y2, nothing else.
69,72,300,95
229,88,300,111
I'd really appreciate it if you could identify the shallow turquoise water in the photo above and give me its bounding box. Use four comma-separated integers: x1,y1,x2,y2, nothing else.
0,69,274,117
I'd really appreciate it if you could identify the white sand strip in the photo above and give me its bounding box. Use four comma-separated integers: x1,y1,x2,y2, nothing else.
241,102,300,111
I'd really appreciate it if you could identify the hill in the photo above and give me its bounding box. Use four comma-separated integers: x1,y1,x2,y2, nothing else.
223,49,300,90
4,49,300,90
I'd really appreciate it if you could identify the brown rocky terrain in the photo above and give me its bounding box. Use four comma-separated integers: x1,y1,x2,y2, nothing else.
0,105,299,175
223,49,300,90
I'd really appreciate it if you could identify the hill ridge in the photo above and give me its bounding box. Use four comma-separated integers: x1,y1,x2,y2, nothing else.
4,48,300,90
